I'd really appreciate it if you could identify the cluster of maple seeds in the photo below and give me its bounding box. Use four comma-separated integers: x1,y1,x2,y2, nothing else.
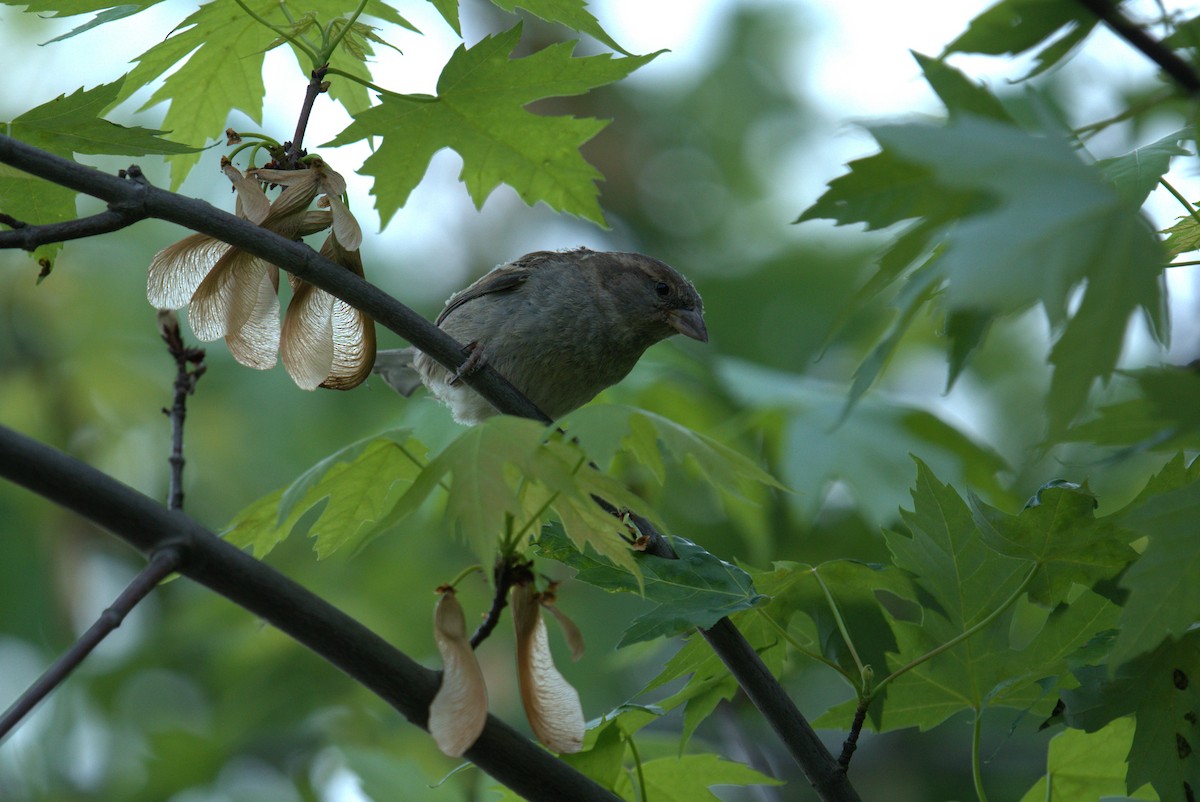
147,156,376,390
430,581,586,757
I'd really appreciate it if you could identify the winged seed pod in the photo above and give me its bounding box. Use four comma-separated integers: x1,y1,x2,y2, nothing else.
428,587,488,757
280,232,376,390
539,582,585,662
146,158,374,389
511,582,585,753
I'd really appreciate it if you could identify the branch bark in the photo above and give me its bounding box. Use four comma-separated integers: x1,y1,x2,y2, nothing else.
0,133,859,801
1075,0,1200,94
0,423,620,802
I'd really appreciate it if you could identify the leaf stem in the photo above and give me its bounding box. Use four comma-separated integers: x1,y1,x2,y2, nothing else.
624,731,648,802
447,564,484,588
319,0,369,63
874,563,1038,694
971,711,990,802
752,608,851,681
813,566,866,680
1073,89,1175,139
323,67,438,101
232,0,319,63
1159,177,1200,228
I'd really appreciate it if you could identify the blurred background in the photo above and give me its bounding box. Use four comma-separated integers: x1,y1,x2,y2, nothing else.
0,0,1193,799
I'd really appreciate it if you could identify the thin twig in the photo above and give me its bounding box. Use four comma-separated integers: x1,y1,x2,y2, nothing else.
285,64,330,168
156,311,206,511
1075,0,1200,94
470,557,531,649
0,547,182,742
837,700,869,770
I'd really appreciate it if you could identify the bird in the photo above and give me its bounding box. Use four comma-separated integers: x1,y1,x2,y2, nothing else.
373,248,707,424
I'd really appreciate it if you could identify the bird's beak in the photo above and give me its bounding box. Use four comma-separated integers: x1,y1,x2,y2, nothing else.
667,307,709,343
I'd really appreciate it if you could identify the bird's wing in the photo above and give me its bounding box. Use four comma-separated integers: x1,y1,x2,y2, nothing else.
435,265,532,325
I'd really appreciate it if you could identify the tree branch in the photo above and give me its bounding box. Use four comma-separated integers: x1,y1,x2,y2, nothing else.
0,134,550,424
0,203,147,251
0,423,620,802
0,547,181,742
701,618,861,802
0,134,858,801
1075,0,1200,94
285,64,330,167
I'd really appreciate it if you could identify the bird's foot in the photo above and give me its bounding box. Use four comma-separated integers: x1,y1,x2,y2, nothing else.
449,341,485,385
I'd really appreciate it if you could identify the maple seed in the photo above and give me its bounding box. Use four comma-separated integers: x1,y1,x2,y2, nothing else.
512,582,584,753
147,157,374,389
539,581,585,661
428,587,488,757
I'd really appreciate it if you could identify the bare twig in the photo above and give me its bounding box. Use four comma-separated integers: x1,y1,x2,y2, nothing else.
1075,0,1200,94
471,556,530,649
284,64,330,168
157,311,206,511
838,700,870,769
0,547,182,742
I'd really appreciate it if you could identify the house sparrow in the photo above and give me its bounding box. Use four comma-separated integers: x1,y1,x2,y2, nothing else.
374,248,707,424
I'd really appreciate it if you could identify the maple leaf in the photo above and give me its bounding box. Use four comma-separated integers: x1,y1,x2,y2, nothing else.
325,24,659,226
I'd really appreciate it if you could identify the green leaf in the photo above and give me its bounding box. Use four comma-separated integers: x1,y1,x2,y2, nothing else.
748,559,913,728
969,482,1137,606
40,3,158,44
1068,369,1200,452
784,560,912,691
120,0,405,186
912,52,1012,122
944,0,1094,61
612,754,783,802
716,359,1008,524
0,77,195,264
14,0,158,15
877,460,1119,731
1163,209,1200,258
378,416,650,574
561,404,785,494
486,0,629,55
120,0,274,185
1021,16,1097,79
1017,718,1158,802
796,148,978,231
1062,633,1200,802
1096,129,1192,208
842,259,940,413
0,169,77,264
7,79,197,156
427,0,461,35
560,718,627,789
222,431,425,558
325,25,660,226
868,115,1166,433
1111,465,1200,664
536,522,765,646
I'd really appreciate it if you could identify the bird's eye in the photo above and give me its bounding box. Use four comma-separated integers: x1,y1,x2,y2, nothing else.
655,281,670,298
